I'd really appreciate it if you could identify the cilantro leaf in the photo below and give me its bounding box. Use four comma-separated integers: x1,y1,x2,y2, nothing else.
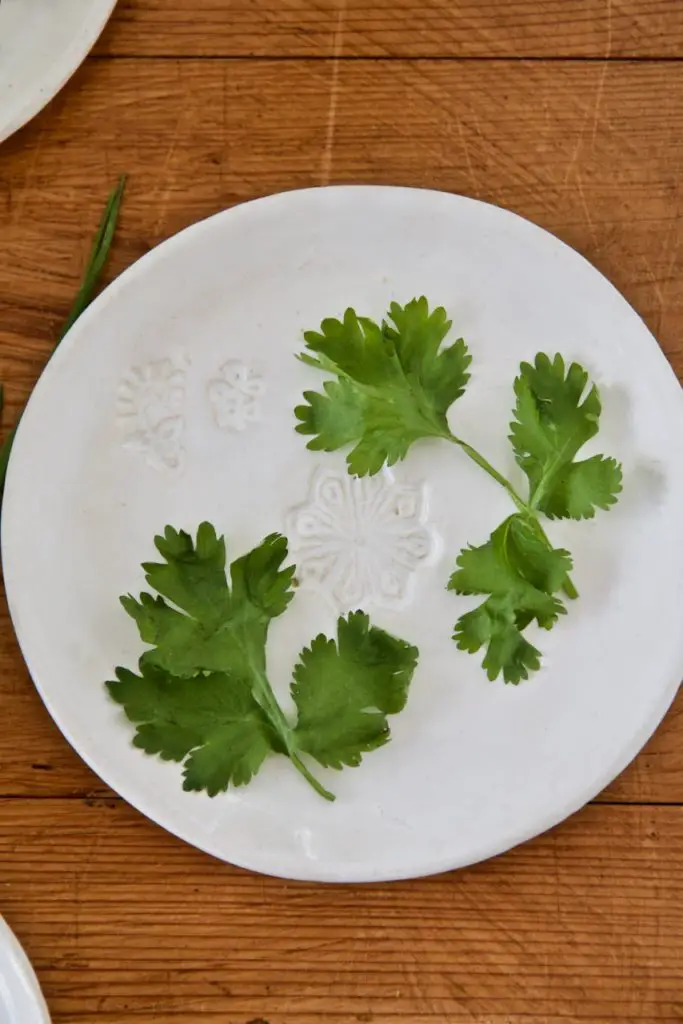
531,454,623,520
292,611,418,769
107,662,279,795
454,601,543,685
111,526,419,800
510,353,623,519
121,525,294,679
295,298,471,476
449,515,572,683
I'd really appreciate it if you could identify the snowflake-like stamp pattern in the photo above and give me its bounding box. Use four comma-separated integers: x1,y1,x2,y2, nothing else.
286,468,439,611
116,358,186,471
208,361,264,431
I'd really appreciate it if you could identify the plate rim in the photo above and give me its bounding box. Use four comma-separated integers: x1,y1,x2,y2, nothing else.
0,917,50,1024
3,184,683,882
0,0,118,144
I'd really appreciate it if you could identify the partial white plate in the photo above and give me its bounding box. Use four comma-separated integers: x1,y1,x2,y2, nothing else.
3,186,683,882
0,918,50,1024
0,0,117,143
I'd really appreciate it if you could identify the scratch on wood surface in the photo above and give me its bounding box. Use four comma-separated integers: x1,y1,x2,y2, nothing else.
567,57,611,181
590,0,612,147
0,176,12,216
563,129,584,186
10,127,46,227
153,78,189,235
663,210,683,287
563,89,593,186
221,60,228,196
605,0,614,60
575,169,599,251
153,121,184,233
640,254,665,335
564,2,613,190
72,820,111,900
646,177,683,343
590,60,610,148
320,0,346,186
71,823,111,949
456,115,480,196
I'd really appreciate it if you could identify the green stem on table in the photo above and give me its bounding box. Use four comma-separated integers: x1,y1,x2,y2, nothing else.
0,176,127,501
58,176,127,342
446,430,578,600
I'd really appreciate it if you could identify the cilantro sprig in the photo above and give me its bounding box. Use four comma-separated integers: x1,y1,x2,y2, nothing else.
108,525,418,800
296,298,622,683
449,514,572,684
296,299,471,475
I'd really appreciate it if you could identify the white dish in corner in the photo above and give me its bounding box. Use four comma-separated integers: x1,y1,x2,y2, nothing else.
0,918,50,1024
3,186,683,882
0,0,117,143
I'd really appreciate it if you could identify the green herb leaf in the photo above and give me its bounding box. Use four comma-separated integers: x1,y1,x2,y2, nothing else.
107,662,279,796
292,611,418,769
112,526,419,800
295,297,471,476
59,175,127,342
449,514,572,684
122,525,294,679
510,353,623,519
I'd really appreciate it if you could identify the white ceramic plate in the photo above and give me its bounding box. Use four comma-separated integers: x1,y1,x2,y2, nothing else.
0,918,50,1024
4,187,683,882
0,0,116,143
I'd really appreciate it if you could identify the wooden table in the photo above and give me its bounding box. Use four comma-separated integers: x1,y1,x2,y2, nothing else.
1,3,683,1021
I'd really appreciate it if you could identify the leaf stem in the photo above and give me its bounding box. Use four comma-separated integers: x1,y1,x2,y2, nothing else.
446,431,578,599
249,659,336,802
0,176,126,502
290,753,336,802
447,432,528,513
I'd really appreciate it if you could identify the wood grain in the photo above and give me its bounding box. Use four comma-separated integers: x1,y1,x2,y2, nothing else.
2,57,683,412
95,0,683,59
2,799,682,1022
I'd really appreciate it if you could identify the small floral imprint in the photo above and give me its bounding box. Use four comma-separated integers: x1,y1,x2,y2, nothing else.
208,361,264,431
286,468,439,611
116,357,186,472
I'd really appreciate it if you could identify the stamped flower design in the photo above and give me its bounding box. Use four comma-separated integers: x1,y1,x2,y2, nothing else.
116,358,187,472
286,468,438,611
208,361,264,431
